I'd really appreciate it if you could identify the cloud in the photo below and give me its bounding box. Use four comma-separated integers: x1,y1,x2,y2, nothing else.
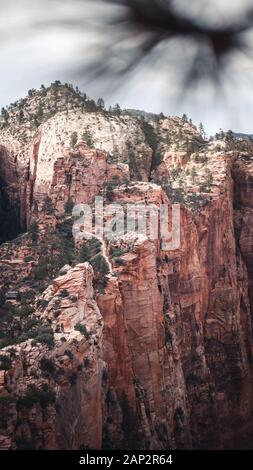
0,0,253,135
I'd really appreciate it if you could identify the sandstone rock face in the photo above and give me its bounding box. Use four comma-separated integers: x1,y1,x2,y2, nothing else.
26,111,152,199
96,171,253,449
49,144,129,215
0,263,105,450
0,85,153,233
0,102,153,230
1,89,253,449
233,156,253,339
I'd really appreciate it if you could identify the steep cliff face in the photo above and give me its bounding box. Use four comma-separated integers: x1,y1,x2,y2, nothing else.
0,84,153,230
0,263,105,450
0,87,253,449
233,156,253,314
97,170,253,450
49,143,129,214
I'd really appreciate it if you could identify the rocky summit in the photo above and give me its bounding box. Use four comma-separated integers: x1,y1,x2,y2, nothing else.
0,82,253,450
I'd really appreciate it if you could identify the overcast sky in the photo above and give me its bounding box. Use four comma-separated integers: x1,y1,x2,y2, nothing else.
1,0,253,135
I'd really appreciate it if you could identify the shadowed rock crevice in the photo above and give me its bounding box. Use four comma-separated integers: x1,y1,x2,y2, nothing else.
0,146,22,244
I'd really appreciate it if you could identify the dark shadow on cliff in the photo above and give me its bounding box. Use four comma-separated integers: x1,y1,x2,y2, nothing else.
0,178,21,244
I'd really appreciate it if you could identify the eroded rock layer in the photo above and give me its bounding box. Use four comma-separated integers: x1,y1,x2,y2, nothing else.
0,85,253,449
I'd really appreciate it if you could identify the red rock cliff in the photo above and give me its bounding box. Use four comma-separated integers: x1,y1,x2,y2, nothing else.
0,97,253,449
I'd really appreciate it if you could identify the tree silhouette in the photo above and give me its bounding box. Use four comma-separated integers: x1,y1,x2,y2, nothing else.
83,0,253,91
97,98,105,109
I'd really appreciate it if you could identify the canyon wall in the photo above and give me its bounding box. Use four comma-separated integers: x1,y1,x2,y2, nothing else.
0,87,253,449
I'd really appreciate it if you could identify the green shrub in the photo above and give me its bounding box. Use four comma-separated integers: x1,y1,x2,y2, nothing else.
105,182,114,202
74,322,91,339
79,237,101,262
82,130,93,147
30,218,76,282
17,333,30,343
65,350,73,359
18,305,34,317
170,188,185,204
28,221,39,243
40,356,55,374
0,354,11,370
31,326,55,349
23,317,39,332
17,384,56,410
7,348,16,358
24,256,33,263
31,260,49,281
59,288,69,298
109,247,124,258
43,196,54,215
90,254,109,276
70,131,78,148
53,309,61,319
64,198,74,214
37,299,49,310
53,299,61,309
114,258,126,266
18,288,35,304
55,219,76,266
